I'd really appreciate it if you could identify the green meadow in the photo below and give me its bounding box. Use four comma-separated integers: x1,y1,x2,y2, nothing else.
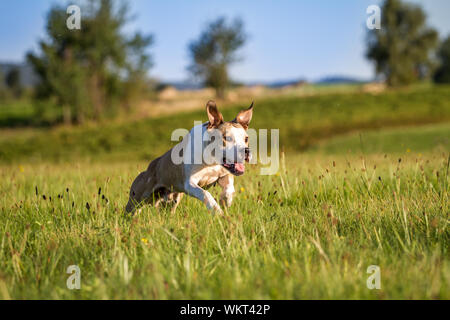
0,85,448,299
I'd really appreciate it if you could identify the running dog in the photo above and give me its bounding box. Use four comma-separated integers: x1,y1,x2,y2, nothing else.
125,100,253,215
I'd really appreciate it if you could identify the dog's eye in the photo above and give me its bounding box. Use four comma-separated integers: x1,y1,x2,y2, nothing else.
224,136,233,142
245,137,249,143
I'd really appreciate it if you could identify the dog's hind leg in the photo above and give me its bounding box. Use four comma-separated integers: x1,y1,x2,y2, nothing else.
154,191,183,213
170,192,184,214
152,187,171,209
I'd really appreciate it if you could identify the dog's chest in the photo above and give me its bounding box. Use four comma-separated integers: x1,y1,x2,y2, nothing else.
194,165,229,187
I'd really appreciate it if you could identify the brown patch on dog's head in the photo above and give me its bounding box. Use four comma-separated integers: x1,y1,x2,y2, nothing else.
206,100,223,129
233,102,254,130
204,101,253,174
217,121,240,134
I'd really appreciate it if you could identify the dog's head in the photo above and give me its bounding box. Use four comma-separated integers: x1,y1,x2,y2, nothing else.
205,100,253,176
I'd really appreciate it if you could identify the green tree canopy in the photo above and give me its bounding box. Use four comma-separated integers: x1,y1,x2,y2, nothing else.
188,17,246,99
5,67,22,98
366,0,438,86
27,0,153,124
433,35,450,83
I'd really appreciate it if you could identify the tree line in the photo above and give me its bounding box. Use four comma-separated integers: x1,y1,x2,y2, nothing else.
366,0,449,86
1,0,450,125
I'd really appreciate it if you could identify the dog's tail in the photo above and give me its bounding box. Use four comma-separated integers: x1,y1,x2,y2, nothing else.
124,171,148,215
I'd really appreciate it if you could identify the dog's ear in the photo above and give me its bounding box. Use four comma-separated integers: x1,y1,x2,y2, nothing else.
233,102,254,130
206,100,223,128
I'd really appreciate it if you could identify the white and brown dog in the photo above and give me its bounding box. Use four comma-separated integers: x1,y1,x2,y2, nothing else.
125,100,253,215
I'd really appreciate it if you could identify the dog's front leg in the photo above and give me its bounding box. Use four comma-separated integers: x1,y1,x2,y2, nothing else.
184,181,223,214
218,175,235,208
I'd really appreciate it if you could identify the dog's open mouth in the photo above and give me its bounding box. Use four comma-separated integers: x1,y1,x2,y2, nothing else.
222,160,245,176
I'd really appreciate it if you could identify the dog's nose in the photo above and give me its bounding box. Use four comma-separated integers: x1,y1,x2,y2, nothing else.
244,147,250,161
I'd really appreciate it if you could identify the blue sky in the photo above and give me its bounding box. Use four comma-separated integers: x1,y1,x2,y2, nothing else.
0,0,449,82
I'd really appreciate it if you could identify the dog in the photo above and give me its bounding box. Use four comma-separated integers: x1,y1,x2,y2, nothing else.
125,100,253,215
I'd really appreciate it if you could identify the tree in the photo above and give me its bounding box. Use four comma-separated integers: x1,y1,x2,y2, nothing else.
0,69,8,100
433,36,450,83
27,0,153,124
188,17,246,99
366,0,438,86
5,67,22,98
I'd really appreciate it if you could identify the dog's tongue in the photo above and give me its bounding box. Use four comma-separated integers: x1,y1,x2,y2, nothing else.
234,163,245,174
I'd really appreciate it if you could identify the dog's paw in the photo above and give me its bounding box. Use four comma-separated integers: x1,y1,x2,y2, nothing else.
220,197,233,208
212,205,224,216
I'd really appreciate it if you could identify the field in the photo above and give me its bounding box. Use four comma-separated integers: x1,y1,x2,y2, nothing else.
0,85,449,299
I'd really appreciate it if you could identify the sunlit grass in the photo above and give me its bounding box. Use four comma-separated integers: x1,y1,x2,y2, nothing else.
0,86,449,299
1,85,449,163
0,150,447,299
312,122,450,154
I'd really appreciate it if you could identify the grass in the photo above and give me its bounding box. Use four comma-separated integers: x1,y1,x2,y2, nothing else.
0,85,449,163
312,122,450,155
0,85,448,299
0,99,36,127
0,150,448,299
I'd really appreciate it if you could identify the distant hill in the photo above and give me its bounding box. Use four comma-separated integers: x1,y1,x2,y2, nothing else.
264,79,308,88
315,75,369,85
158,81,203,91
0,63,39,88
244,76,369,88
0,62,370,91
